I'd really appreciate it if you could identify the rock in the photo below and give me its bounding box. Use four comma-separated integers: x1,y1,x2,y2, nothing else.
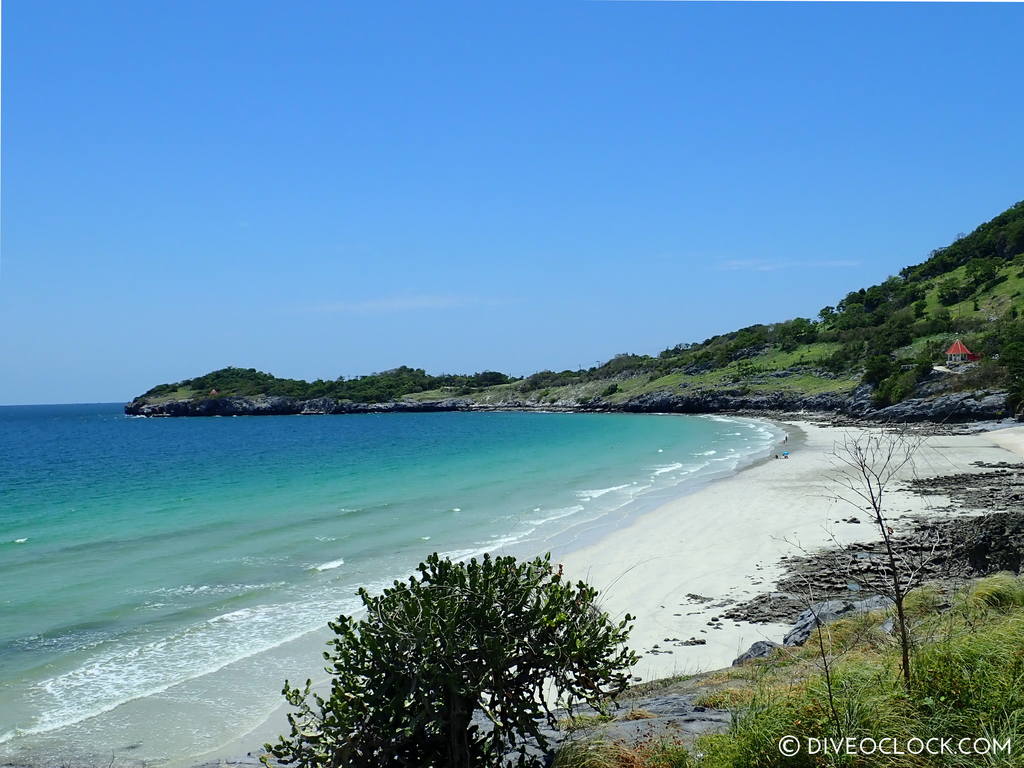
732,640,781,665
783,595,893,647
867,391,1010,423
125,385,1015,425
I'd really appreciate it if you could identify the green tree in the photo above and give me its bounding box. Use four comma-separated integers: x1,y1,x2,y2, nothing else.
263,553,637,768
965,257,1000,287
1003,342,1024,417
937,276,966,306
863,355,895,387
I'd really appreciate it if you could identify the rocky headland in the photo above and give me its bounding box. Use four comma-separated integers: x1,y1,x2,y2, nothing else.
124,387,1014,423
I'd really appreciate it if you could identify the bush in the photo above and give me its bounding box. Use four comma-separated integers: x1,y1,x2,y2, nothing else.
264,553,637,768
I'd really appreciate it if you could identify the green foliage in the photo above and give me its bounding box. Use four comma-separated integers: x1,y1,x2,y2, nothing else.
901,201,1024,282
863,355,896,386
937,276,970,306
1003,341,1024,415
687,576,1024,768
139,366,514,404
872,360,933,407
264,553,637,768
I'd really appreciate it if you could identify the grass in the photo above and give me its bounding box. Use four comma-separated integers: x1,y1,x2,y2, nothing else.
920,261,1024,323
553,738,695,768
142,386,200,403
558,713,616,732
555,574,1024,768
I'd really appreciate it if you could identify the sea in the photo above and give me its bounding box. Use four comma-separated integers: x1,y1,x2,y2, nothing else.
0,404,782,766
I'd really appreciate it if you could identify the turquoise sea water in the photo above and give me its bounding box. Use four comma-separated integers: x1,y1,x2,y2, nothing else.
0,404,780,765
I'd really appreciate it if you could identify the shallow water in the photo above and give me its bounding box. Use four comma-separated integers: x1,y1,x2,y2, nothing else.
0,404,779,765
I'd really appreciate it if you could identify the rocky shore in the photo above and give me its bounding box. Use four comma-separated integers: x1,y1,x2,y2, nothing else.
722,460,1024,629
124,387,1014,423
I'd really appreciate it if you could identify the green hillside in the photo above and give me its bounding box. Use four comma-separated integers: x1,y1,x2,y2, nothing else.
130,201,1024,413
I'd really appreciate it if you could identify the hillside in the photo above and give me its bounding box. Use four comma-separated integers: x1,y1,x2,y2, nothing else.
127,201,1024,419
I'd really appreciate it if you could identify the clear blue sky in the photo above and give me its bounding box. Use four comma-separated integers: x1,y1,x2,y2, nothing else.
2,1,1022,405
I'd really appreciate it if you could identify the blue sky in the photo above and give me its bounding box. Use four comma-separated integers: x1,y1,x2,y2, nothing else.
2,1,1022,405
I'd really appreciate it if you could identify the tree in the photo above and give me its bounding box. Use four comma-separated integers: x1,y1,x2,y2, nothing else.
936,276,966,306
1002,341,1024,417
833,430,926,688
862,355,895,386
965,257,1000,287
263,553,637,768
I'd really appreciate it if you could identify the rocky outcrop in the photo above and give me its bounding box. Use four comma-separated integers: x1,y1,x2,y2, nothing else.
124,386,1014,424
618,390,852,415
865,391,1010,423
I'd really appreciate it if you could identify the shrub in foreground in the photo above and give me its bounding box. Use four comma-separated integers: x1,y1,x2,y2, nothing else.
263,552,637,768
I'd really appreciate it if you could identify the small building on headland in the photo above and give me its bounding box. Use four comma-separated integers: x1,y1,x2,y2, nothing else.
945,340,978,365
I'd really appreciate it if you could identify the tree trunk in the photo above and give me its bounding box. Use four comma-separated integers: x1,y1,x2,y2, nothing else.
445,689,473,768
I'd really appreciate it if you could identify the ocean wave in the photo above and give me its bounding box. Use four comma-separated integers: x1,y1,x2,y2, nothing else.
141,583,278,598
651,462,685,476
527,504,585,525
575,484,631,500
312,558,345,571
21,589,369,739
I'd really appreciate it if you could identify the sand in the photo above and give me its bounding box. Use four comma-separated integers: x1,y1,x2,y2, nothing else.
554,421,1024,682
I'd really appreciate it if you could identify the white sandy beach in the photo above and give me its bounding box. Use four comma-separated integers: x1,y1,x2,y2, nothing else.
555,421,1024,683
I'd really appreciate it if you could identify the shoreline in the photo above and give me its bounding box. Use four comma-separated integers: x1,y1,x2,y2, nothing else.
554,421,1024,682
190,414,788,767
190,418,1024,766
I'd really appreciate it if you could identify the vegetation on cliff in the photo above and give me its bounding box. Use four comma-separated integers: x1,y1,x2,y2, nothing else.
130,201,1024,412
136,366,513,405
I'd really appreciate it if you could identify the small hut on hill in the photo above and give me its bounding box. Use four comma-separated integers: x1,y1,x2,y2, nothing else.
945,340,978,364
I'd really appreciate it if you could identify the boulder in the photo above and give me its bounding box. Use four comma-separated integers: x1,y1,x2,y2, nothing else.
732,640,781,666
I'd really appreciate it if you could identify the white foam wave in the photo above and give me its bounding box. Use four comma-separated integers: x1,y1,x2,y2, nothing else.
312,558,345,571
22,587,370,739
575,484,630,500
528,504,585,525
652,462,685,476
142,583,276,598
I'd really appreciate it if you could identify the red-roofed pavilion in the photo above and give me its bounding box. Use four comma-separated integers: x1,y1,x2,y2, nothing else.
945,340,978,364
